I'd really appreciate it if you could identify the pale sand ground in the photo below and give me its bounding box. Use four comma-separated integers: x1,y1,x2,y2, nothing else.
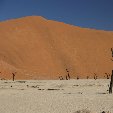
0,79,113,113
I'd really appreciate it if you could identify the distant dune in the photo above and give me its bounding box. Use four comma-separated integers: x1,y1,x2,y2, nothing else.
0,16,113,80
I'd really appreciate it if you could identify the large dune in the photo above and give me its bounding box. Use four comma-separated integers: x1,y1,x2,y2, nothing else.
0,16,113,80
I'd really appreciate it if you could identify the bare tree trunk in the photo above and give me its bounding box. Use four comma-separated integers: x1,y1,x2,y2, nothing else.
111,70,113,87
109,70,113,94
12,73,15,81
66,75,68,80
65,69,70,80
68,72,70,80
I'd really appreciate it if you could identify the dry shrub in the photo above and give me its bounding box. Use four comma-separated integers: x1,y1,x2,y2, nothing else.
74,109,91,113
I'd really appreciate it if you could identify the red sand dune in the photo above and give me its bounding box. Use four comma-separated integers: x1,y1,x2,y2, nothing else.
0,16,113,80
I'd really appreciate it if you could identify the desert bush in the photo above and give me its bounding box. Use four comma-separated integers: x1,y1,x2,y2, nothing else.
74,109,91,113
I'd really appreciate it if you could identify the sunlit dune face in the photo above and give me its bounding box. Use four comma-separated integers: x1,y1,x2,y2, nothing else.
0,16,113,80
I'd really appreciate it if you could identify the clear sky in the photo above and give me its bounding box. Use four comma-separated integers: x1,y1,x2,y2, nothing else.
0,0,113,31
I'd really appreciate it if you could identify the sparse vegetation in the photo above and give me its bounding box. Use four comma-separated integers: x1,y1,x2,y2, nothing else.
1,78,6,80
59,76,64,80
105,73,110,79
74,109,91,113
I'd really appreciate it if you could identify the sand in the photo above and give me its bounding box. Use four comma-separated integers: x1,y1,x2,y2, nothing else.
0,79,112,113
0,16,113,79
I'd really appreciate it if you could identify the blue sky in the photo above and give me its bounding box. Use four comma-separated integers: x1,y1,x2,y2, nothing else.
0,0,113,31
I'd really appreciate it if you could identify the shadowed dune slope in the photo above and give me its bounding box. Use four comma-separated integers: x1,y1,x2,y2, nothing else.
0,16,113,80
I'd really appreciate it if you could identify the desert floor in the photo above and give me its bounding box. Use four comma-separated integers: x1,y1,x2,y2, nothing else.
0,79,113,113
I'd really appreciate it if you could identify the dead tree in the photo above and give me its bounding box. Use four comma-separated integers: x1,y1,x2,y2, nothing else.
66,75,68,80
66,69,70,80
109,70,113,94
12,72,16,81
94,73,97,80
111,48,113,57
109,48,113,94
111,48,113,61
68,73,70,80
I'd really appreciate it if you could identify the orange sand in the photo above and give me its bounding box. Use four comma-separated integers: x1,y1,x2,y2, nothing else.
0,16,113,80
